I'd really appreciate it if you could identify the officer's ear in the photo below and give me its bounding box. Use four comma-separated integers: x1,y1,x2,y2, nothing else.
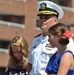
54,17,58,24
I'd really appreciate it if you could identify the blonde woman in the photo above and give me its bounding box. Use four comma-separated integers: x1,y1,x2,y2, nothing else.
5,35,29,75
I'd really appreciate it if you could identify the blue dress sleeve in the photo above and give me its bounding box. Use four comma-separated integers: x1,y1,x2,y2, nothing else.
46,52,57,73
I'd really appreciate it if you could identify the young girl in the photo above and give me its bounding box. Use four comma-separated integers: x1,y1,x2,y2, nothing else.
5,35,29,75
46,23,74,75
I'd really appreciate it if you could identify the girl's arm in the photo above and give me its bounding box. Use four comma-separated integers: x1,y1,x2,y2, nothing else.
5,65,9,75
57,52,73,75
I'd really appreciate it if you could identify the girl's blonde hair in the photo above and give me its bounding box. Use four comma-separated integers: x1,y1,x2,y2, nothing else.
8,35,29,69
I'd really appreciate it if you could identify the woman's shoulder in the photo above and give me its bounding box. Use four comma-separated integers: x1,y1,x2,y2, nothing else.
61,50,74,62
63,50,74,57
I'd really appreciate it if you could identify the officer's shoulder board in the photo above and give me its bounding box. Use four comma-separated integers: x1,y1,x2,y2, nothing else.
34,34,41,38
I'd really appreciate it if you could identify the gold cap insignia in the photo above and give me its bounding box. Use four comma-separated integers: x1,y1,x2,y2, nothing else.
40,3,47,10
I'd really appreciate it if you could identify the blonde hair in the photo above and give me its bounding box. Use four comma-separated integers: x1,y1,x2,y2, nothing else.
8,35,29,69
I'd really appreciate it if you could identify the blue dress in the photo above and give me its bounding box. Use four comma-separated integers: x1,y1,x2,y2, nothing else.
5,66,26,75
46,50,74,75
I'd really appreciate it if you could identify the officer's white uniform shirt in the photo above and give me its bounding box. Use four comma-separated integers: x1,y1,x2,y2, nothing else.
67,38,74,54
28,34,58,75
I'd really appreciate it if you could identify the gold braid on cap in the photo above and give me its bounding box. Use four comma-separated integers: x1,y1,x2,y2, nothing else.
38,10,58,15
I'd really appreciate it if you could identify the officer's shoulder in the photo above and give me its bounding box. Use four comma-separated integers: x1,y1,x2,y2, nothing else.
34,34,41,38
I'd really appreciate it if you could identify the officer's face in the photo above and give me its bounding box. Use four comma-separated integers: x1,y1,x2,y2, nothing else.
38,15,58,31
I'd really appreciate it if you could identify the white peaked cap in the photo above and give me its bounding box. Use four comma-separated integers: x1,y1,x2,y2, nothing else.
37,1,64,19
